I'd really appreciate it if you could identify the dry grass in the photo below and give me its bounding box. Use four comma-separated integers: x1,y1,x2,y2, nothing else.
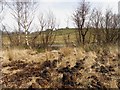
1,45,119,89
59,47,73,56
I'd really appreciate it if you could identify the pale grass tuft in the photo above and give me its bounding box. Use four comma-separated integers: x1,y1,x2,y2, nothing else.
109,79,118,88
75,47,86,60
6,48,14,61
59,47,73,56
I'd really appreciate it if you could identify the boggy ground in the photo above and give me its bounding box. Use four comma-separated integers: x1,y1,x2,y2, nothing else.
0,46,120,89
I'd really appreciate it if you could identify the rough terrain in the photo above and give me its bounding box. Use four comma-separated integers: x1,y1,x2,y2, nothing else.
0,46,120,89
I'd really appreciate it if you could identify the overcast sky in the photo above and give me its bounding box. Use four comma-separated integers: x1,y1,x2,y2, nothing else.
2,0,120,30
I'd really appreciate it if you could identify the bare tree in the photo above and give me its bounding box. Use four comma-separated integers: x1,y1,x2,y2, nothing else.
116,14,120,44
6,0,37,48
90,8,103,44
0,0,6,24
34,11,57,50
30,13,46,48
0,0,5,13
103,10,112,43
90,8,119,45
7,1,23,46
0,0,5,49
109,14,120,43
19,1,37,48
73,0,90,45
102,9,119,44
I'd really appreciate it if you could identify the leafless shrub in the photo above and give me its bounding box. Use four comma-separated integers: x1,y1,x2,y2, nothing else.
32,11,57,50
73,0,90,45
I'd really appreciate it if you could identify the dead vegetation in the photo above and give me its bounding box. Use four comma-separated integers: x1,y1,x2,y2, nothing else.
0,46,119,89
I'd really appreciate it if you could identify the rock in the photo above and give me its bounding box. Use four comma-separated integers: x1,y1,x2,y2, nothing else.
57,65,71,73
99,66,109,74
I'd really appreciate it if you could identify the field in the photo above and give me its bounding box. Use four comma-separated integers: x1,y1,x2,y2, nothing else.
2,28,96,47
1,45,120,88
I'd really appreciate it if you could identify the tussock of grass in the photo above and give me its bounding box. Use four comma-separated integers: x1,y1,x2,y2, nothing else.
59,47,73,56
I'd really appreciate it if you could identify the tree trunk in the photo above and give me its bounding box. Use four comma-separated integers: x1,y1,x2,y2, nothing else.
82,35,85,45
25,30,30,48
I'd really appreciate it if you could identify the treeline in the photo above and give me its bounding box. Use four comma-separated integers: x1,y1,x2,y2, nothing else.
0,0,120,50
73,0,120,45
